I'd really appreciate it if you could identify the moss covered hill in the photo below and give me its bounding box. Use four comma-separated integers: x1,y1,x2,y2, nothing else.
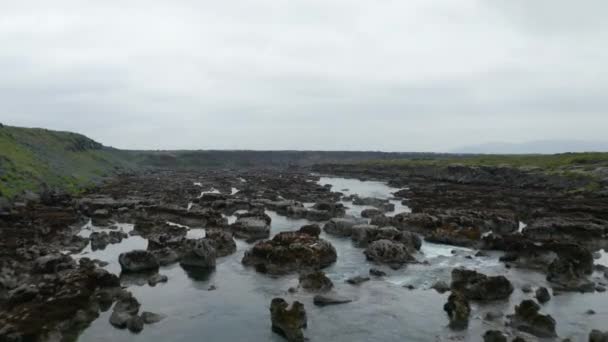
0,124,135,198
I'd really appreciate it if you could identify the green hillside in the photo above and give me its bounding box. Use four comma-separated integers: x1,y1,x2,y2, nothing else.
0,125,135,198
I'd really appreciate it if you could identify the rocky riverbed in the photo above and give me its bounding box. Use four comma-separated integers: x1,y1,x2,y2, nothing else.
1,167,607,341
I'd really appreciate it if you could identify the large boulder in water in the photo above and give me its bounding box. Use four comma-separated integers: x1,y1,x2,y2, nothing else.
323,218,360,237
270,298,307,342
119,250,159,273
451,268,513,301
508,300,556,338
242,231,337,275
180,239,216,269
444,291,470,330
546,243,595,292
231,215,270,242
204,229,237,257
364,239,416,268
590,330,608,342
298,271,333,292
352,225,421,250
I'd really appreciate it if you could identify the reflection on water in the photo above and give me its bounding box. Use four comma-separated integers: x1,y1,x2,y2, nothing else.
76,177,608,342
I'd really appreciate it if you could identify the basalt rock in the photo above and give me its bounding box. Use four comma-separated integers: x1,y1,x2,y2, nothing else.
119,250,160,273
242,231,337,275
270,298,307,342
451,268,514,301
352,225,421,250
364,239,416,268
231,215,271,242
535,287,551,303
180,239,217,269
444,291,470,330
508,299,557,338
204,229,237,257
299,271,333,292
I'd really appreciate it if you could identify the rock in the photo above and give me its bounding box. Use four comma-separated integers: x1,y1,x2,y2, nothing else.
242,231,337,275
451,268,513,301
323,218,359,237
484,311,504,321
444,291,470,330
33,254,75,274
114,294,141,315
535,287,551,304
298,271,333,292
361,208,383,218
431,281,451,294
346,276,370,285
109,311,132,329
483,330,507,342
369,268,386,277
270,298,307,342
204,229,237,257
352,225,422,250
521,284,532,293
180,239,217,269
313,294,352,307
119,250,159,273
89,232,110,250
596,285,606,292
7,285,39,306
150,247,181,266
590,330,608,342
127,315,144,333
508,299,557,338
546,244,595,292
141,312,166,324
148,273,168,286
231,215,271,241
298,224,321,237
364,239,416,268
586,309,596,315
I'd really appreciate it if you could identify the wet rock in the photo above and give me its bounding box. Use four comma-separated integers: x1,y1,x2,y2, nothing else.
141,311,166,324
7,285,39,306
33,254,75,274
89,232,110,250
535,287,551,304
369,268,386,277
451,268,514,301
444,291,470,330
364,239,416,268
352,225,421,250
361,208,383,218
313,294,352,307
205,229,237,257
431,281,451,294
346,275,370,285
483,330,507,342
483,311,504,321
127,315,144,333
150,247,180,266
242,231,337,275
298,224,321,237
323,218,360,237
148,273,168,286
547,253,595,292
270,298,307,342
231,216,271,241
521,284,532,293
180,239,216,269
508,299,557,338
298,271,333,292
119,250,160,273
589,330,608,342
109,311,132,329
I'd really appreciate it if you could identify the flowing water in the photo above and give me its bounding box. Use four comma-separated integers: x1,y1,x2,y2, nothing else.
76,177,608,342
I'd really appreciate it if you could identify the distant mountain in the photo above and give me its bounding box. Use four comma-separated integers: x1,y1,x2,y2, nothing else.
453,140,608,154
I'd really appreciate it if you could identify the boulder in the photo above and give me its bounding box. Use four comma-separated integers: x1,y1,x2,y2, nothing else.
298,224,321,237
141,312,166,325
364,239,416,268
148,274,168,286
270,298,307,342
323,218,360,237
205,229,237,257
119,250,159,273
231,216,270,241
535,287,551,304
299,271,333,292
451,268,513,301
361,208,383,218
127,315,144,333
431,281,451,294
444,291,470,330
313,294,352,307
590,330,608,342
483,330,507,342
33,254,75,274
346,275,370,285
242,231,337,275
508,299,557,338
180,239,216,269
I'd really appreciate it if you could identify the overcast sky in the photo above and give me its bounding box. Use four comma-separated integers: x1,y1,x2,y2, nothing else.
1,0,607,151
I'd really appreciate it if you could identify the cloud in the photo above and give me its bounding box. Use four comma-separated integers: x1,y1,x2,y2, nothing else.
0,0,606,151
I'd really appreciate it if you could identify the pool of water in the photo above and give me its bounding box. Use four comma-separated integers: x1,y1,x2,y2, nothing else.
75,177,608,342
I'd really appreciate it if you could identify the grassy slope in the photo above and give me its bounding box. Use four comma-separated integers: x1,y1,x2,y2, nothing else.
0,126,134,198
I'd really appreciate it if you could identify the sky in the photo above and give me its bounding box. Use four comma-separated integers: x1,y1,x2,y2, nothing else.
1,0,607,152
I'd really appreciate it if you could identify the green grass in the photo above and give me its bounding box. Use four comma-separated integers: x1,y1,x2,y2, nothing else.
361,152,608,171
0,126,135,198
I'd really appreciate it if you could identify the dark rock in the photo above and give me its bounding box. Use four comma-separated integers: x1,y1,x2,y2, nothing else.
127,315,144,333
298,224,321,237
361,208,383,218
119,250,159,273
431,281,451,294
298,271,333,292
270,298,307,342
444,291,470,330
346,276,370,285
148,274,168,286
484,311,504,321
521,284,532,293
323,218,360,237
33,254,75,274
451,268,514,301
535,287,551,304
364,239,416,268
508,299,557,338
590,330,608,342
313,294,352,307
180,239,216,269
242,231,337,275
141,312,166,324
483,330,507,342
369,268,386,277
109,311,131,329
205,229,237,257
